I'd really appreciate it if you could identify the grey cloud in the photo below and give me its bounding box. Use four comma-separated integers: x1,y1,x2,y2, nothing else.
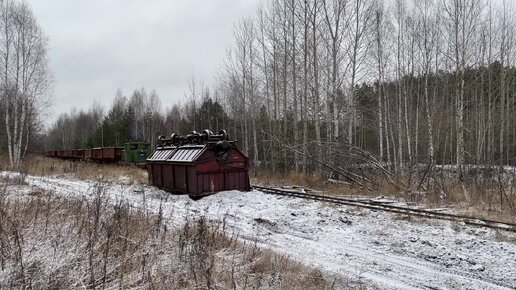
28,0,258,125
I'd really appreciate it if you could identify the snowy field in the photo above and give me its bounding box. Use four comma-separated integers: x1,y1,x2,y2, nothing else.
2,171,516,289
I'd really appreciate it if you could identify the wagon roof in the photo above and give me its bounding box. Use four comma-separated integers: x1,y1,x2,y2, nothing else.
167,145,206,162
147,145,208,163
148,146,176,161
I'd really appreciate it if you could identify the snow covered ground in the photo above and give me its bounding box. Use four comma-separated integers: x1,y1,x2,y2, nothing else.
2,171,516,289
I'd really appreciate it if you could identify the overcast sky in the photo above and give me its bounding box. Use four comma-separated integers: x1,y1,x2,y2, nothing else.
28,0,258,125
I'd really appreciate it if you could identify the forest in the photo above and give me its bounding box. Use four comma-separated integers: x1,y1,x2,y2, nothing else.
36,0,516,177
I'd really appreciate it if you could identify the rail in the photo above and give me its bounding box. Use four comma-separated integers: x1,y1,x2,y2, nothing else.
252,185,516,233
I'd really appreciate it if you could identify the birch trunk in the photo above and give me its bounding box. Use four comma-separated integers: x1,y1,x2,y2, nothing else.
291,0,299,172
312,0,322,173
374,2,385,161
302,0,309,174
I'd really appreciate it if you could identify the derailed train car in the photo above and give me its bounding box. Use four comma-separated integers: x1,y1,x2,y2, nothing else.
146,130,250,197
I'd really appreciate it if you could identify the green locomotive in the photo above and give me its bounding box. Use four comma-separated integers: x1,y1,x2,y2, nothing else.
123,141,151,163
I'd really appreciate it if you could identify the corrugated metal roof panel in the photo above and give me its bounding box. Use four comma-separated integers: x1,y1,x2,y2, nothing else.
148,148,176,161
168,146,205,162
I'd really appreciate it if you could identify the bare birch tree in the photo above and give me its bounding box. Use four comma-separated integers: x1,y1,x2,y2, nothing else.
443,0,484,179
0,0,51,168
496,0,515,165
415,0,438,166
345,0,372,146
372,0,387,162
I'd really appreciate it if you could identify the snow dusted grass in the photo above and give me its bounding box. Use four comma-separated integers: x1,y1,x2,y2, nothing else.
2,158,516,288
2,170,516,288
388,170,516,224
3,155,149,185
21,157,515,224
253,168,516,224
0,178,334,289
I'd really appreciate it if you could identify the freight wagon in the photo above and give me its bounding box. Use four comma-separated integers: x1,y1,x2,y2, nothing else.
147,130,250,197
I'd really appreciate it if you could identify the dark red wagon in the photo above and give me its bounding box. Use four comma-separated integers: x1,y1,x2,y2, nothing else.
84,149,93,160
102,147,124,162
72,149,84,160
92,148,103,161
147,130,250,197
63,149,73,159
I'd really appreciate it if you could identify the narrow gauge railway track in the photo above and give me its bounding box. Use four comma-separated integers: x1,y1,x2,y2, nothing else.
253,185,516,233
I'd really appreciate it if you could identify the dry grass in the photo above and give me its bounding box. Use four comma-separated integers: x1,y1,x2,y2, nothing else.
406,175,516,224
0,155,148,185
0,156,367,289
0,178,347,289
252,170,363,195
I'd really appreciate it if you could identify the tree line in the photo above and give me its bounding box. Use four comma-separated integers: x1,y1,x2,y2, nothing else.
45,0,516,178
44,85,230,152
214,0,516,176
